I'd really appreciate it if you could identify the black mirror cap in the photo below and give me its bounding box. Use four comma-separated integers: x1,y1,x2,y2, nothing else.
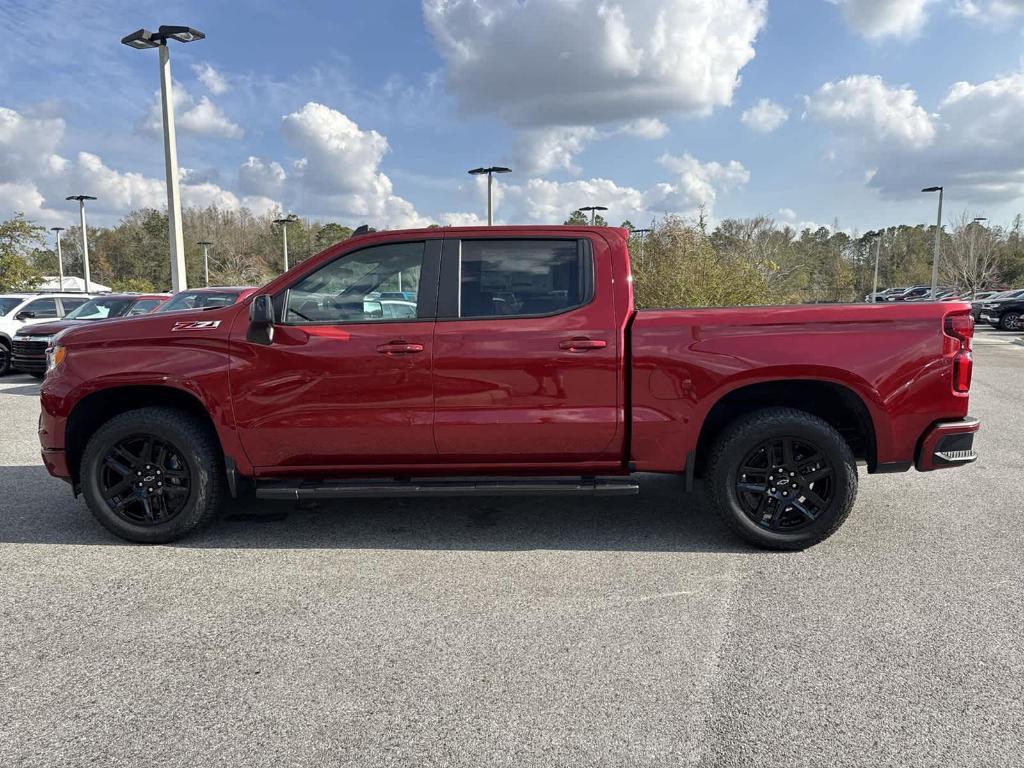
247,295,275,345
16,311,35,321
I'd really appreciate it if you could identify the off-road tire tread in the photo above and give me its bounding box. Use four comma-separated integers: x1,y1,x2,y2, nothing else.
81,406,225,543
705,407,858,551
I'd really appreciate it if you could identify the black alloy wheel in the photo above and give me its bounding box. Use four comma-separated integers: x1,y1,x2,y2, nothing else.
81,406,226,543
734,436,835,533
99,435,192,525
706,407,858,550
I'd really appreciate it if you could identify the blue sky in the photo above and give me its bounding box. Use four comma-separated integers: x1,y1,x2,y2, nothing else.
2,0,1023,233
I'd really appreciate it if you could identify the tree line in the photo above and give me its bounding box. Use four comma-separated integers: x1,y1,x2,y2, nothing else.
2,205,1023,306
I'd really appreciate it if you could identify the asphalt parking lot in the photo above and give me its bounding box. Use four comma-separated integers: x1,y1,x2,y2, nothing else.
1,328,1021,767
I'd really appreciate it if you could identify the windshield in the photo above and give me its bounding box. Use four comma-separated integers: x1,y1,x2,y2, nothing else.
0,298,23,316
65,297,136,320
157,290,240,313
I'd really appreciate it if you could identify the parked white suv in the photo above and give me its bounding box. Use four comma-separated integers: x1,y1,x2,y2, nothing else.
0,293,91,375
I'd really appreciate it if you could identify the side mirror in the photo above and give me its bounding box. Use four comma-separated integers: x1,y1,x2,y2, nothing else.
247,295,275,345
16,310,35,321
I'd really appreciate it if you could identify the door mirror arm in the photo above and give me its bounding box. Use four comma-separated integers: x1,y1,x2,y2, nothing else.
247,295,275,345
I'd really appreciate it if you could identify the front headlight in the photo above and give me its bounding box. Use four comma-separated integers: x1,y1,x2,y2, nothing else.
46,344,67,373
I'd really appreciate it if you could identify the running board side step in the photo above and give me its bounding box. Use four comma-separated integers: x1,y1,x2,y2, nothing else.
255,476,640,501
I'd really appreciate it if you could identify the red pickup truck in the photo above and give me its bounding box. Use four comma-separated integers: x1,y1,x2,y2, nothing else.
38,226,979,549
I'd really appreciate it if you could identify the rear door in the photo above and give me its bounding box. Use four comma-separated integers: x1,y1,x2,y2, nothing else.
431,234,621,463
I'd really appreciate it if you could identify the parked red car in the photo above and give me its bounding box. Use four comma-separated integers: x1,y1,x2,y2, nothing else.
38,227,978,549
11,293,168,375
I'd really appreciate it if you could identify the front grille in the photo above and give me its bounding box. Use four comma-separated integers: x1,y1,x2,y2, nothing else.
11,340,48,372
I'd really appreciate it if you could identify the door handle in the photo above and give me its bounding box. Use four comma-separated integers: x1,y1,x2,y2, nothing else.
559,337,607,352
376,341,424,354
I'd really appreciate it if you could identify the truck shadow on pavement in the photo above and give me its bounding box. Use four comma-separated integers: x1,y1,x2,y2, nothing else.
0,465,754,554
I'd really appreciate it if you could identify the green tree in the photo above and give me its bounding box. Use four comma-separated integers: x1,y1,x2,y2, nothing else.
564,209,589,225
316,223,354,251
633,216,774,308
0,214,45,291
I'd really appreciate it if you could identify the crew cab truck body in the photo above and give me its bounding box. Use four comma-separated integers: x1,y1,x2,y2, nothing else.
39,226,979,549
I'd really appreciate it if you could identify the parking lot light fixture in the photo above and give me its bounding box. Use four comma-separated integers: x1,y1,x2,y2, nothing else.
65,195,96,293
468,166,511,226
197,241,213,287
121,24,205,293
922,186,943,293
50,227,66,290
273,216,300,272
579,205,608,226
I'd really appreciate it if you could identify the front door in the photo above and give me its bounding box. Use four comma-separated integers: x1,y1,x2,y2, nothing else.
229,238,440,470
431,235,622,463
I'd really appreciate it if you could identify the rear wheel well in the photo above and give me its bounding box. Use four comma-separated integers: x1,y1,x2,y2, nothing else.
693,380,876,477
66,386,221,485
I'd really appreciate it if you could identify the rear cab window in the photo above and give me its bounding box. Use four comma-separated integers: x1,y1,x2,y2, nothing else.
450,239,593,319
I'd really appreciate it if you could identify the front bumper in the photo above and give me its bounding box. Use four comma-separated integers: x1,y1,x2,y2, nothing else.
41,448,71,481
915,417,980,471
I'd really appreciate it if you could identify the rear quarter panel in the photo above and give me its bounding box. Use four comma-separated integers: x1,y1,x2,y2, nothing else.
630,302,971,472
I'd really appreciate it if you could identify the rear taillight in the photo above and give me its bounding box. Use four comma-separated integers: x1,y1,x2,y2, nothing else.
944,311,974,393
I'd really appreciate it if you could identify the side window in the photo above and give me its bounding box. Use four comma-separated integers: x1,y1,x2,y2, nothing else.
59,297,88,314
127,299,161,315
284,242,424,324
459,240,589,319
24,298,58,319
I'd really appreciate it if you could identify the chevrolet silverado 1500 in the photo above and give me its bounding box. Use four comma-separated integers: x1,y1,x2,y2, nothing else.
39,226,979,549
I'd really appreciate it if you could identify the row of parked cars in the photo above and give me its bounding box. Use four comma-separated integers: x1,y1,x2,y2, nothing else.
866,286,1024,331
0,287,256,376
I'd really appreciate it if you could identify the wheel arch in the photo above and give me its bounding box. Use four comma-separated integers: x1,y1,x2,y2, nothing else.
693,379,878,478
66,385,222,485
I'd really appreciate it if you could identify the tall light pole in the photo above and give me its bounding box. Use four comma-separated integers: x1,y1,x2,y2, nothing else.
968,216,987,298
50,227,66,290
922,186,944,294
122,26,206,293
273,215,300,272
197,240,213,287
872,233,882,300
579,205,608,225
467,166,511,226
65,195,96,293
633,227,652,265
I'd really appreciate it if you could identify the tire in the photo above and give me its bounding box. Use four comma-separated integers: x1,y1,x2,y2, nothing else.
0,342,10,376
81,406,226,543
705,407,858,550
998,312,1021,331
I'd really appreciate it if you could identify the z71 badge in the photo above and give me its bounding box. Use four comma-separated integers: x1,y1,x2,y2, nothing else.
171,320,222,331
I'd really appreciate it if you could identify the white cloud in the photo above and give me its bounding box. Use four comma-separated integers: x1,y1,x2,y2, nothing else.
811,72,1024,203
0,106,258,224
777,207,797,221
658,153,751,208
486,152,750,225
439,211,486,226
741,98,789,133
952,0,1024,22
238,156,286,198
281,102,429,228
0,107,66,180
423,0,767,127
515,126,600,175
805,75,937,148
178,96,243,139
617,118,670,140
138,84,242,140
192,62,229,94
828,0,933,39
